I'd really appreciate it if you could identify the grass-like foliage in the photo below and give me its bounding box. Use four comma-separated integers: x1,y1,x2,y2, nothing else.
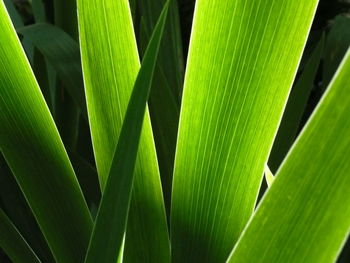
0,0,349,262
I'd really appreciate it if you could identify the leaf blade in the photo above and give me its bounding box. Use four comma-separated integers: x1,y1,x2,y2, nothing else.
227,48,350,263
171,0,319,261
84,3,170,262
269,34,325,172
0,208,41,263
0,3,93,262
77,0,170,261
17,23,87,118
137,0,184,215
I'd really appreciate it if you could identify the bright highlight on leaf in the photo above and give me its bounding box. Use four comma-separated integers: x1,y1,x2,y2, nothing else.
264,165,274,187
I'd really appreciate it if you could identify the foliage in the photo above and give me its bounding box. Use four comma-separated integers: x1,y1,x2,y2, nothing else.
0,0,349,262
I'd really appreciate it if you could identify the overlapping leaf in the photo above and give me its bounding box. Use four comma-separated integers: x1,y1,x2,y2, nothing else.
0,2,92,262
0,209,41,263
227,48,350,263
77,0,170,261
171,0,319,262
137,0,184,213
84,5,169,261
269,34,324,172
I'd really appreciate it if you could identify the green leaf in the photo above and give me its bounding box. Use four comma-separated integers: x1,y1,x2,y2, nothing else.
84,3,169,262
138,0,184,101
18,23,82,150
31,0,46,23
268,34,325,172
171,0,319,262
0,208,41,263
227,48,350,263
137,0,184,215
0,155,55,262
3,0,23,28
3,0,34,63
77,0,170,261
17,23,87,118
0,2,93,262
323,15,350,89
264,165,274,187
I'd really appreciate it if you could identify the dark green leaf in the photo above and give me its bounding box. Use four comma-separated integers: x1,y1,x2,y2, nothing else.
0,3,93,262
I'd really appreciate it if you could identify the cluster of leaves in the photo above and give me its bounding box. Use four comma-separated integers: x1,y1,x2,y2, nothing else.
0,0,350,262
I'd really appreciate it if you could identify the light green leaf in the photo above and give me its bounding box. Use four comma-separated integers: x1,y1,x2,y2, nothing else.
227,48,350,263
0,208,41,263
171,0,319,262
0,2,92,262
269,34,325,172
84,4,169,262
264,165,274,187
77,0,170,261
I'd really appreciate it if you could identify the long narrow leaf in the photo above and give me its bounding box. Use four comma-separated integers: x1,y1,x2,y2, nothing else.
0,208,41,263
84,5,169,262
137,0,184,214
77,0,170,261
0,155,55,262
171,0,319,262
269,34,324,172
227,48,350,263
0,2,92,262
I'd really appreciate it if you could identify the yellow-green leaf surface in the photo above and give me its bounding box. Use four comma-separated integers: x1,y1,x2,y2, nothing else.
77,0,170,262
264,165,274,187
269,34,325,172
0,2,92,262
171,0,319,262
227,48,350,263
0,208,41,263
84,6,169,262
